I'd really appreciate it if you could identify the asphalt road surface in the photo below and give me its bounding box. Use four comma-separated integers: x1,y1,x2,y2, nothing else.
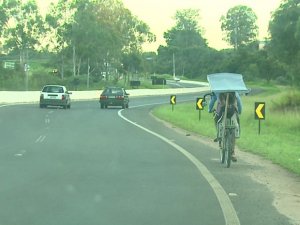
0,94,292,225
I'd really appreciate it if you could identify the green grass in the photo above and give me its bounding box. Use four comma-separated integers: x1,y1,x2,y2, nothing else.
152,86,300,175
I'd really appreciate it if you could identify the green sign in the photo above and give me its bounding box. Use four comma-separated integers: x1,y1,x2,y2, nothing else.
4,61,15,69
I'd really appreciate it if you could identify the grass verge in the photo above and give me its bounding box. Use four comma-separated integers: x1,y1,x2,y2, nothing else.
152,86,300,175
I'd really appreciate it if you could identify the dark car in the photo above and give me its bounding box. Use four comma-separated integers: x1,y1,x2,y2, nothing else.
99,87,129,109
40,85,72,109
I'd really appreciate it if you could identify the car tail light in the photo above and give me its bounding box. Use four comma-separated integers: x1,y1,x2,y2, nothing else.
62,95,65,100
100,95,107,100
116,96,124,100
40,94,44,100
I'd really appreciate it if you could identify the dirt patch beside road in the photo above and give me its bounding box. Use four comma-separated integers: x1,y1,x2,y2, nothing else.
239,150,300,225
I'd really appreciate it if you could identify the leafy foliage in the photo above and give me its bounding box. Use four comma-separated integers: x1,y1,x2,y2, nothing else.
43,0,155,81
158,9,209,78
0,1,300,88
220,5,258,49
269,0,300,86
2,0,44,66
269,0,300,63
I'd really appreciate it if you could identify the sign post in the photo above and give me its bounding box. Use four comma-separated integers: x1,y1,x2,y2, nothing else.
255,102,266,134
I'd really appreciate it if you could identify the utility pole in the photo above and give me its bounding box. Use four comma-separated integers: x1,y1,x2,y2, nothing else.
173,53,176,79
87,58,90,89
73,45,76,77
234,27,238,50
234,14,238,50
25,47,29,91
24,64,29,91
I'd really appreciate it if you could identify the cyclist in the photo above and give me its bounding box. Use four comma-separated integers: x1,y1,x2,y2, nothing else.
208,91,242,161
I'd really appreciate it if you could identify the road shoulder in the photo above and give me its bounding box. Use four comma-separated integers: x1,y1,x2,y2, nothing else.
151,113,300,225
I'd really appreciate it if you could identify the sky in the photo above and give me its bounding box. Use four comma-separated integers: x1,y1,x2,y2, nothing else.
122,0,283,51
37,0,283,51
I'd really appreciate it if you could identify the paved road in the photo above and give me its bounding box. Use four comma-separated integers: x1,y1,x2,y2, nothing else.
0,94,291,225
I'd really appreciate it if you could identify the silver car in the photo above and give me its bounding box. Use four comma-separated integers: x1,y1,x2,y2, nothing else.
39,85,72,109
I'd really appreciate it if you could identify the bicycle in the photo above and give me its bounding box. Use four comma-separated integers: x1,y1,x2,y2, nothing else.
204,92,239,168
203,73,249,168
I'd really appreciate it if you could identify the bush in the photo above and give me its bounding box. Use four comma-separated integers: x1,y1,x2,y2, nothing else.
0,69,27,91
271,89,300,111
275,76,290,85
31,72,62,90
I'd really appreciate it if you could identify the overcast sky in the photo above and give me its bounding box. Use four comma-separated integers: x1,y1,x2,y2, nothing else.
37,0,283,51
122,0,282,51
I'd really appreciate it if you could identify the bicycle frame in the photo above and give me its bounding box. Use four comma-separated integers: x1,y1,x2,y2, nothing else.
219,93,238,168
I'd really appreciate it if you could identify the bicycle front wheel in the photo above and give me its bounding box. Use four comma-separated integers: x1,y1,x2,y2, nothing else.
219,140,225,164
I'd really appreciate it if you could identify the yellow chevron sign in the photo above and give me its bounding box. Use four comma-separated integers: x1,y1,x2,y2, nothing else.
170,95,176,105
255,102,265,120
196,98,203,110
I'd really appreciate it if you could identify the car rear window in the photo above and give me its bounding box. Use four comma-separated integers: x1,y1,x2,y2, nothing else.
103,88,123,95
43,86,64,93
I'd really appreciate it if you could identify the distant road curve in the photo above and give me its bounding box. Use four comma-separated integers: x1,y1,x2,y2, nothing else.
0,80,209,104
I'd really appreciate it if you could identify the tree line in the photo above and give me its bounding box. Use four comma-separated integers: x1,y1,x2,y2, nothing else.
0,0,299,90
156,1,300,87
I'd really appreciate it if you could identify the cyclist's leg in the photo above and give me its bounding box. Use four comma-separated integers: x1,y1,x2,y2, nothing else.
213,112,219,142
214,114,223,142
232,114,239,162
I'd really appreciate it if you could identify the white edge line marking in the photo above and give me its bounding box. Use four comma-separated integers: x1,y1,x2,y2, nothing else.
118,108,240,225
35,135,42,143
40,135,46,143
35,135,46,143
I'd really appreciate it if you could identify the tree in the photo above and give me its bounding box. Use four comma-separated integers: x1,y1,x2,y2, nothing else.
45,0,75,52
160,9,208,78
164,9,206,48
220,5,258,49
0,0,17,32
268,0,300,86
71,0,155,80
269,0,300,63
45,0,79,78
2,0,44,65
141,51,157,75
45,0,155,80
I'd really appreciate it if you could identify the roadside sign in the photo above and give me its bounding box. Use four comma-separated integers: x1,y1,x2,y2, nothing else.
4,61,15,69
196,97,204,121
170,95,176,111
170,95,176,105
255,102,265,120
24,64,30,72
255,102,266,135
196,98,204,110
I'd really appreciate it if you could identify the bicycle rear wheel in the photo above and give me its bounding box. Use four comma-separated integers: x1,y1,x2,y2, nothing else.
224,130,234,168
